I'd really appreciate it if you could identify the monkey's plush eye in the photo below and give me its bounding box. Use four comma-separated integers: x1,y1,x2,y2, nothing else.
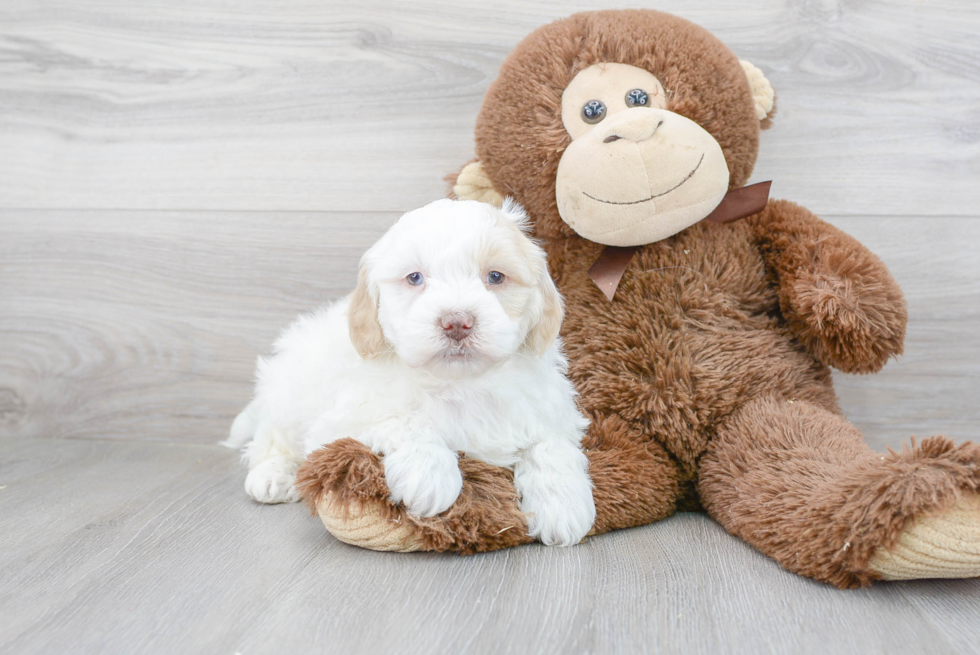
625,89,649,107
406,272,424,286
486,271,505,285
581,100,606,124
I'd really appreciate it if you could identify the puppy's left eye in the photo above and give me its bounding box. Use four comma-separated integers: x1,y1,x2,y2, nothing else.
486,271,505,285
406,272,424,286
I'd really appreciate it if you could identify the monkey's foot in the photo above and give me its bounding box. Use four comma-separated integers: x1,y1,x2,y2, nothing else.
316,492,425,552
869,492,980,580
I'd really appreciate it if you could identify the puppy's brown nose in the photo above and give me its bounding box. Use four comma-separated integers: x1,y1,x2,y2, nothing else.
440,312,474,342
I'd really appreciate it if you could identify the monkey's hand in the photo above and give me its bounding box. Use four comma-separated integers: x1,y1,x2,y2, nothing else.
749,199,907,374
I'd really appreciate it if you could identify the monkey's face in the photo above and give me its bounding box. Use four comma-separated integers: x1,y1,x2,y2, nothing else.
468,10,775,244
555,63,730,247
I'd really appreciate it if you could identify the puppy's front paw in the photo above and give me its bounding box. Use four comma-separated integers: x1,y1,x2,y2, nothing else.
383,444,462,518
515,442,595,547
521,482,595,547
245,457,300,504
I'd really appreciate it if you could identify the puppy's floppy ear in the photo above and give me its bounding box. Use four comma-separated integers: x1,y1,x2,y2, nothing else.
523,248,564,356
348,264,387,359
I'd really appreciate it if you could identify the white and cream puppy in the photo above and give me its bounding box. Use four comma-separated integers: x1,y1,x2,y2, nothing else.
226,199,595,546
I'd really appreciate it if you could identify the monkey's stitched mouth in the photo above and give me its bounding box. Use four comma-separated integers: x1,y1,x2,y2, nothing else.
582,153,704,206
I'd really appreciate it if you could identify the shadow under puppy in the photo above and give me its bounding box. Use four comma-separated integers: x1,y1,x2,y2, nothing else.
226,199,595,546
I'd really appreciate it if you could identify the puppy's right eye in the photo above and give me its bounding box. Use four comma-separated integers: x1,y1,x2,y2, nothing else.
406,272,424,286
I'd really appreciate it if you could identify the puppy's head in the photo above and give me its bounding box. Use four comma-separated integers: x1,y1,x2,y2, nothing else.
348,198,563,378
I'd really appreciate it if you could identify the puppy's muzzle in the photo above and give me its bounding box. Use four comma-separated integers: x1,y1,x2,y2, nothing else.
440,312,475,343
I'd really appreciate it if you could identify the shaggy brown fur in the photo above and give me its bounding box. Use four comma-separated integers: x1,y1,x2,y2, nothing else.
296,438,532,554
699,398,980,588
298,9,980,588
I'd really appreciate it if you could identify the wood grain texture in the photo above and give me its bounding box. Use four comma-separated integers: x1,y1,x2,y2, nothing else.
0,209,395,442
827,216,980,451
2,438,979,655
0,0,978,215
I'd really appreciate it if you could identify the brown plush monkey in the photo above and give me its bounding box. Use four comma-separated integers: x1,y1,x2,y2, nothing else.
297,9,980,588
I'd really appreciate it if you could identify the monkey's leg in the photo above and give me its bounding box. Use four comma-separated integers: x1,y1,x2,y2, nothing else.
296,412,686,552
584,412,686,535
697,396,980,588
296,438,532,554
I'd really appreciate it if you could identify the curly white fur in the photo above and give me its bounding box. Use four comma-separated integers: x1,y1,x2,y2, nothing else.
226,199,595,546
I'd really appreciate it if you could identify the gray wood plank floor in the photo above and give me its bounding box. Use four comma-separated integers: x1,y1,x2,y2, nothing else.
2,0,979,653
3,439,980,655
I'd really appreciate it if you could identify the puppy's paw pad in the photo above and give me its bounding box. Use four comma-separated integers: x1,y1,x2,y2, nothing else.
245,459,300,504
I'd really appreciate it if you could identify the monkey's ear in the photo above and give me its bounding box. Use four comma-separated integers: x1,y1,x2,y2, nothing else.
452,161,504,206
348,265,387,359
740,60,776,125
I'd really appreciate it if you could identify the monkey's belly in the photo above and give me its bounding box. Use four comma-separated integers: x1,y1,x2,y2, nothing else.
563,311,838,468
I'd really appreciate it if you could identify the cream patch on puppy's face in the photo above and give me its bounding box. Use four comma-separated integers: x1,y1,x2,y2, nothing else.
349,199,563,379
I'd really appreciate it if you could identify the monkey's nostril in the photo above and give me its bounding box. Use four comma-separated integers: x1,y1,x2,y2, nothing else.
603,135,621,144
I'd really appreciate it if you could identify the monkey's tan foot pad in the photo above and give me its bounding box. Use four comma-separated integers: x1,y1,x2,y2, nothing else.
869,492,980,580
316,493,425,553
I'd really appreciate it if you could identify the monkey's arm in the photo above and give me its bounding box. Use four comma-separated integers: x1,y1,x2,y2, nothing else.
746,199,907,374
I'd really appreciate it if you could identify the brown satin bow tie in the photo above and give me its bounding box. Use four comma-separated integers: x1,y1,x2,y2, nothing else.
588,181,772,301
